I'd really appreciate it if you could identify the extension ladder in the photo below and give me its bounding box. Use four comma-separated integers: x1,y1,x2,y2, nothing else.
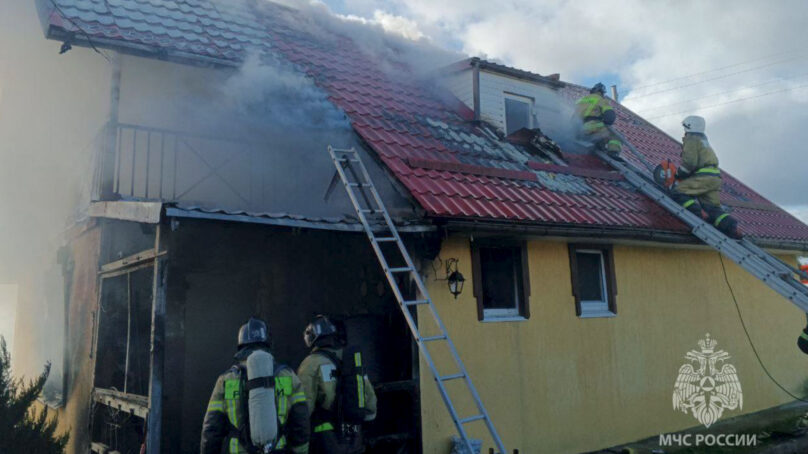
326,146,507,454
598,128,808,311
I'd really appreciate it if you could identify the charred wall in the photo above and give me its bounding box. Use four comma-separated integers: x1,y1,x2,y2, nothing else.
164,218,427,453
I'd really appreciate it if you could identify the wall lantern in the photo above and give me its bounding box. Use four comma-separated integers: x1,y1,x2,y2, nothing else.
445,258,465,299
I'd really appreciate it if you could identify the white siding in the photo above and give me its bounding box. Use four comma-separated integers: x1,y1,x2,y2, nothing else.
479,70,572,139
442,69,473,110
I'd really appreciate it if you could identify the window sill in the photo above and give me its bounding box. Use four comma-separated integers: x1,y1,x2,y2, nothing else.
578,311,616,319
480,315,528,323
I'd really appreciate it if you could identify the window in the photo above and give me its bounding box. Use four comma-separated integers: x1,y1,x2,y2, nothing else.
568,244,617,318
471,241,530,321
504,94,533,135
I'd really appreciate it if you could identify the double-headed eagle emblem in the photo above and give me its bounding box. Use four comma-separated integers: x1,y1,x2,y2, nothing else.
672,334,743,427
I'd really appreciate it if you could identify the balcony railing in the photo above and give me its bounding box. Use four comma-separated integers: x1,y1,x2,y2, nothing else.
97,122,269,210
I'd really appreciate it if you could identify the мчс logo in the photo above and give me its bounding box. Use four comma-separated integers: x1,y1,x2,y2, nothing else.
672,334,743,428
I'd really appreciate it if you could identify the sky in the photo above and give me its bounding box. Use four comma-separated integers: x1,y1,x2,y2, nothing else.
321,0,808,223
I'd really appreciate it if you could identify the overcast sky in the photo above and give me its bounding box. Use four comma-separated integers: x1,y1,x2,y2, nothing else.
322,0,808,222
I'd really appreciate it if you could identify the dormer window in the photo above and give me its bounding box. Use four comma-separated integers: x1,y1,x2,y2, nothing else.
504,93,533,135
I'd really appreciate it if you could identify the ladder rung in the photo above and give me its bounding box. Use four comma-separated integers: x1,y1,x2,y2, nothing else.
334,148,357,154
374,237,397,242
388,267,413,273
404,299,429,306
420,335,447,342
460,414,486,424
439,373,465,381
347,183,371,188
360,209,382,214
336,158,360,163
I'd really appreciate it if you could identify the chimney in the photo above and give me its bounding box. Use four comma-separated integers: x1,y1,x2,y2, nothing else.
472,58,481,122
610,84,619,103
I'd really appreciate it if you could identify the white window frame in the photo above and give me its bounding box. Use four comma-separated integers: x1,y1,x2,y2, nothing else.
576,249,615,319
503,92,534,135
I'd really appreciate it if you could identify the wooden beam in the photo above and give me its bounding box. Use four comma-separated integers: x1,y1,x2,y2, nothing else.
92,388,149,419
99,248,160,274
146,224,168,454
88,201,163,223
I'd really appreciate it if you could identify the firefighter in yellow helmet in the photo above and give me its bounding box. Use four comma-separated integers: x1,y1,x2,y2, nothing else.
201,318,310,454
575,82,622,157
671,115,741,239
297,316,377,454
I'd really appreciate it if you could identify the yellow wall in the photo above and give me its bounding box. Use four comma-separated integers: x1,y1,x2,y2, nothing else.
420,236,807,454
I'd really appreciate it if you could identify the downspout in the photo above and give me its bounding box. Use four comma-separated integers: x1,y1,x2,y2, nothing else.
472,58,481,122
98,52,121,200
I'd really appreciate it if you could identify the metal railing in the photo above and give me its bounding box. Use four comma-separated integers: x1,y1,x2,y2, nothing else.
99,122,268,210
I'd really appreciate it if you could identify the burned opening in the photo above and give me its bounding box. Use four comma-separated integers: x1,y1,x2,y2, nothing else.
94,266,153,395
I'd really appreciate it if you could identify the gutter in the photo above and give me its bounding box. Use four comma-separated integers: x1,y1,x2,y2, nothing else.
441,218,808,253
46,26,239,69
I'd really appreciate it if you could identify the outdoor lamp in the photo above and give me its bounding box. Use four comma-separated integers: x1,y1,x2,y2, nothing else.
445,258,465,299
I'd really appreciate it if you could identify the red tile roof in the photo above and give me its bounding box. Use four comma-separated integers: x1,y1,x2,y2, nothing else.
41,0,808,245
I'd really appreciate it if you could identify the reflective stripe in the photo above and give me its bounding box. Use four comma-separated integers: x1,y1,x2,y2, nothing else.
276,376,293,396
354,352,362,367
290,391,307,406
357,374,365,408
577,95,600,118
277,436,287,448
682,199,697,208
801,332,808,341
314,422,335,432
696,167,721,176
714,213,729,227
224,378,240,427
228,437,240,454
207,400,225,413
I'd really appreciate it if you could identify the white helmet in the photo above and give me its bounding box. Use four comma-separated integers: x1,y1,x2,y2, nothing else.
682,115,706,134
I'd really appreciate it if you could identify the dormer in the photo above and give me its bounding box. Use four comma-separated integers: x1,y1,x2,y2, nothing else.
442,58,567,137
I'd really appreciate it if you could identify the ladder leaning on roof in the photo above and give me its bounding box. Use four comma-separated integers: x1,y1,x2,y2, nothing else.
597,127,808,312
326,146,508,454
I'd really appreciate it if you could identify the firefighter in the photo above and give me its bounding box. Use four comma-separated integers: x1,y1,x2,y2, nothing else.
297,316,377,454
671,115,741,239
575,82,622,157
201,318,310,454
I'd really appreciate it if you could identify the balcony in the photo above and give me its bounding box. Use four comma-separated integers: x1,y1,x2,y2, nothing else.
96,122,271,211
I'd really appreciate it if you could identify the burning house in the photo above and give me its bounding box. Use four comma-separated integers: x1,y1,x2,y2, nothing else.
5,0,808,453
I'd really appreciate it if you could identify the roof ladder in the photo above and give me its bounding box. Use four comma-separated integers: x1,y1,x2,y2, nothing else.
326,146,508,454
597,128,808,311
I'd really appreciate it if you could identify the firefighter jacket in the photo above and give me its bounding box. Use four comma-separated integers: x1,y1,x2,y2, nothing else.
297,347,377,434
575,93,614,127
679,133,720,178
201,349,310,454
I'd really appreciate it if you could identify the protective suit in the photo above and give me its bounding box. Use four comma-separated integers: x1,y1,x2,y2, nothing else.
575,83,622,156
671,116,740,238
201,319,310,454
298,317,377,454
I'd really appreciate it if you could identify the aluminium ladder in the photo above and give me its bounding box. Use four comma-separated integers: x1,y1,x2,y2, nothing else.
326,146,507,454
596,128,808,312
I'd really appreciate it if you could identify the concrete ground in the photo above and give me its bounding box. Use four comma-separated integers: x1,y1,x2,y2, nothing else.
588,401,808,454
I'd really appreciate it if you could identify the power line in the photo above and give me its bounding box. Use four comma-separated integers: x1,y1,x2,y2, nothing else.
635,72,808,113
645,83,808,120
627,54,807,100
718,253,808,403
630,49,804,91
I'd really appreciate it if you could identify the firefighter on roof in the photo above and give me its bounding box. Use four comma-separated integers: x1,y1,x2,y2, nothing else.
575,82,622,157
671,115,741,239
297,316,377,454
201,318,310,454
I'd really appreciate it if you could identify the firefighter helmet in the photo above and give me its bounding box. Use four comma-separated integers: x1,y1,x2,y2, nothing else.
590,82,606,95
238,317,271,349
304,315,338,348
682,115,706,134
